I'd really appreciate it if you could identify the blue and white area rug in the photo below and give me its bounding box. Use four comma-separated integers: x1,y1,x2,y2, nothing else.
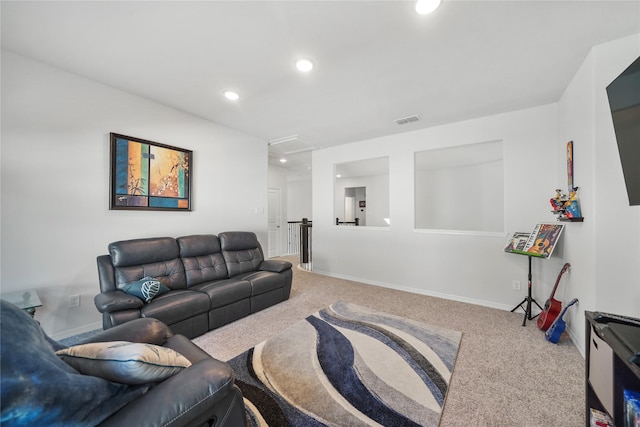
227,301,462,427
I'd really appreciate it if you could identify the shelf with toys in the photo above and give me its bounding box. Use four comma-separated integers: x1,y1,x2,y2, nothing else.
550,141,584,223
550,187,584,222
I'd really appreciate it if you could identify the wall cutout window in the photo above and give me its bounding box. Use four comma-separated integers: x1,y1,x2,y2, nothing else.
415,140,504,232
334,157,389,227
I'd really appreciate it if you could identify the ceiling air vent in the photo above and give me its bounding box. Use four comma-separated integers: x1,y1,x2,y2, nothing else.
394,115,420,125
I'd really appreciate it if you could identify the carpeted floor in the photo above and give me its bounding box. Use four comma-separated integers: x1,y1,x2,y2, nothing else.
193,255,585,427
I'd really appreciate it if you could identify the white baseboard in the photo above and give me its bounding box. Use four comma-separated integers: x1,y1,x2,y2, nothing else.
566,325,586,357
311,268,514,312
49,321,102,341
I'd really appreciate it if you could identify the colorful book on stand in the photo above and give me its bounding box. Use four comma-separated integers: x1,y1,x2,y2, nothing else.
504,232,531,253
504,223,565,258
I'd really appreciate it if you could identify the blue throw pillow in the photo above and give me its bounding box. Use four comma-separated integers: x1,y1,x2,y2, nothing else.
119,277,169,303
0,300,148,426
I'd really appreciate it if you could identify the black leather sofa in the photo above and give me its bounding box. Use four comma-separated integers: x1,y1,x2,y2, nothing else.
0,300,246,426
95,231,292,339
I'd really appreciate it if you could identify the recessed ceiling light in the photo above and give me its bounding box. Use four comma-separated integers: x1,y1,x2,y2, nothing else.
295,58,315,72
336,174,341,178
280,158,287,163
415,0,441,14
223,90,240,101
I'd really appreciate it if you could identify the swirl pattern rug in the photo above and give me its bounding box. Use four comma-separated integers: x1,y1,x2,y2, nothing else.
227,301,462,426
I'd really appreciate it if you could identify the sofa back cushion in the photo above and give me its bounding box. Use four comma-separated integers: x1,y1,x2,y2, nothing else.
219,232,264,277
109,237,186,290
177,235,229,287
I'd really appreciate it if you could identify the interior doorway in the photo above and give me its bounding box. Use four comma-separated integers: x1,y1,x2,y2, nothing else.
267,188,282,258
345,186,366,226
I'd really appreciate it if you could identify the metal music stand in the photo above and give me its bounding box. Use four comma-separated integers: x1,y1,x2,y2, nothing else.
510,255,543,326
505,224,565,326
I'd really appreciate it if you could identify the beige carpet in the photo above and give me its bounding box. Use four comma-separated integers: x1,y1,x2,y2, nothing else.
194,256,585,426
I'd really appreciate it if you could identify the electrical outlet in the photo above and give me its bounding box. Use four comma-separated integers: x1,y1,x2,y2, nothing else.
512,280,521,291
69,294,80,308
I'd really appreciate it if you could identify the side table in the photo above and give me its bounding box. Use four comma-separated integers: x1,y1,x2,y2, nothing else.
2,289,42,318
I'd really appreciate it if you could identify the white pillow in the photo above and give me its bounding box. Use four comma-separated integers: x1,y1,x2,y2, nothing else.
56,341,191,385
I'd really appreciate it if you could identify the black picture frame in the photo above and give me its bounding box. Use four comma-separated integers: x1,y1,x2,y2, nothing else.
109,133,192,211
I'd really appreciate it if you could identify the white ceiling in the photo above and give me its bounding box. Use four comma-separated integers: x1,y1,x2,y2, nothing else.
2,1,639,180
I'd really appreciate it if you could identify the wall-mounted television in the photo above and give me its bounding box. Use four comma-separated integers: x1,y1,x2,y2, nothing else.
606,55,640,206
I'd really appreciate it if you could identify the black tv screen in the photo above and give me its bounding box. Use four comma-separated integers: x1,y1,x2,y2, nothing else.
606,55,640,206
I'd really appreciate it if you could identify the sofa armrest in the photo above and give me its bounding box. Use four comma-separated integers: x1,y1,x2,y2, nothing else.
259,259,292,273
94,291,143,313
78,318,173,346
98,359,238,427
163,334,212,364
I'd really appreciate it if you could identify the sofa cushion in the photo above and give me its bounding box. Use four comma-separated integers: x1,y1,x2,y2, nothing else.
190,278,252,308
236,271,285,296
140,290,210,325
0,300,147,426
119,277,170,303
110,237,187,290
177,235,229,286
177,234,221,257
114,258,186,291
56,341,191,385
109,237,179,267
219,232,264,277
218,231,261,251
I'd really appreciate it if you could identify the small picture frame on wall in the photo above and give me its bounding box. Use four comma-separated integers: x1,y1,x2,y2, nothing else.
109,133,192,211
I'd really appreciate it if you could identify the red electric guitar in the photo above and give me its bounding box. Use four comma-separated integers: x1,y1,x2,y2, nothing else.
537,262,571,331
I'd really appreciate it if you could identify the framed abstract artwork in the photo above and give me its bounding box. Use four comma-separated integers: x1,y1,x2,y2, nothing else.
109,133,192,211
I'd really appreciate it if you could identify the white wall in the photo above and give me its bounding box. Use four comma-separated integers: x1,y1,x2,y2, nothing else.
287,179,312,222
312,34,640,355
313,103,564,311
415,157,504,232
558,33,640,349
1,51,269,339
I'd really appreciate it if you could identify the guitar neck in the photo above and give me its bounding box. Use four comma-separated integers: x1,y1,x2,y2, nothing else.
549,263,571,298
559,298,579,317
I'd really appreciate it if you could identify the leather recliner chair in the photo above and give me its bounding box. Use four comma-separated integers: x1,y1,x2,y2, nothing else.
0,300,246,427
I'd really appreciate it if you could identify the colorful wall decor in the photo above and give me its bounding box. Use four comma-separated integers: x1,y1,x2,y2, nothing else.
109,133,192,211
